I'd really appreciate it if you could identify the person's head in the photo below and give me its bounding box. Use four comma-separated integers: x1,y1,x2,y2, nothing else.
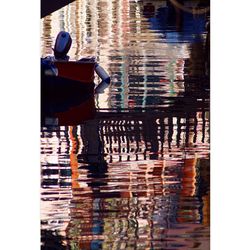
53,31,72,60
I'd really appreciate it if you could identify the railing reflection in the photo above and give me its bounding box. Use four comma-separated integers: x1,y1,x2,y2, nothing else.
41,105,210,249
95,108,208,161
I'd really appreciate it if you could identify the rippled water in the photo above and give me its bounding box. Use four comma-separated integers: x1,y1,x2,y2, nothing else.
41,0,210,249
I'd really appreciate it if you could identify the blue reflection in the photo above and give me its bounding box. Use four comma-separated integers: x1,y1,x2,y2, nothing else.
148,6,207,43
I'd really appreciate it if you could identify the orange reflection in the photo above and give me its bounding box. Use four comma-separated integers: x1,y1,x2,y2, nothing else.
69,126,80,189
202,193,210,226
181,157,197,197
67,126,94,249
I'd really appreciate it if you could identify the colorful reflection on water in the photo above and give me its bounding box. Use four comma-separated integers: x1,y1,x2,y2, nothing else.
41,0,210,249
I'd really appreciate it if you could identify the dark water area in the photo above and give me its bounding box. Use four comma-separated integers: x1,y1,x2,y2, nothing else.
41,0,210,249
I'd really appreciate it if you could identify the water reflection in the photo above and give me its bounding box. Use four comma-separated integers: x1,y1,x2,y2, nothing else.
41,111,210,249
41,0,210,249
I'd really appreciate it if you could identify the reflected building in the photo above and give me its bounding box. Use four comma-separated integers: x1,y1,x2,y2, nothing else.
40,126,73,236
41,108,210,248
40,0,210,249
41,14,53,56
41,0,192,110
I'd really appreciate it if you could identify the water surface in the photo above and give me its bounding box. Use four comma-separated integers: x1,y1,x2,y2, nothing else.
41,0,210,249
